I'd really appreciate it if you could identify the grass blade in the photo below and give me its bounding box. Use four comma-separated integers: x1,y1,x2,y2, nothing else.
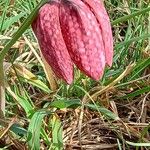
27,110,51,150
112,6,150,25
126,141,150,147
51,115,63,150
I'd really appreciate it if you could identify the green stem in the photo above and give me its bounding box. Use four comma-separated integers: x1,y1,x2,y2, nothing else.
148,5,150,48
0,61,5,116
112,6,150,25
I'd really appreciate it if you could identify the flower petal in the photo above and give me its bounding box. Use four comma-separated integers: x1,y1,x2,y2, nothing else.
60,0,106,80
32,2,73,84
83,0,113,66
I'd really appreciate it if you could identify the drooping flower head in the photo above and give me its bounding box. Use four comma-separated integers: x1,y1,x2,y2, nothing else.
32,0,113,84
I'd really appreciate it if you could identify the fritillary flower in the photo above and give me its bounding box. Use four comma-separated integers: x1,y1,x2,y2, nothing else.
32,0,113,84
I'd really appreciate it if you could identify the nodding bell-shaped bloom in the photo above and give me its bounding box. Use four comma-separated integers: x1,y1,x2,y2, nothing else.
32,0,113,84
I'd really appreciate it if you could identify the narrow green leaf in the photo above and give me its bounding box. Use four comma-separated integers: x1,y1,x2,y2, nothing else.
0,0,9,32
17,95,34,116
7,87,34,116
115,34,150,49
1,13,26,31
14,64,51,93
51,116,63,150
0,119,27,137
27,110,51,150
86,104,119,120
49,99,81,109
129,58,150,80
10,123,27,137
112,7,150,25
119,86,150,99
126,141,150,147
25,77,51,93
41,128,52,146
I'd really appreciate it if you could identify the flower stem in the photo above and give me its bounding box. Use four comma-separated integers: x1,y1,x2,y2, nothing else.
0,61,5,117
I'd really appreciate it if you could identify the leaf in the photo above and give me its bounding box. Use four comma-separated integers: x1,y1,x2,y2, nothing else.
27,110,51,150
112,6,150,25
41,128,52,146
119,86,150,99
86,104,119,120
126,141,150,147
49,99,81,109
49,98,118,120
0,13,26,31
51,115,63,150
0,0,9,33
13,64,50,93
6,85,33,116
129,58,150,80
10,123,27,137
115,34,150,49
0,118,27,137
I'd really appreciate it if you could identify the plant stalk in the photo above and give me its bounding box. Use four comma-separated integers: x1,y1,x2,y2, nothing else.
0,61,5,117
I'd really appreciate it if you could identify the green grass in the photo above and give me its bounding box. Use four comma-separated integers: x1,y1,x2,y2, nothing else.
0,0,150,149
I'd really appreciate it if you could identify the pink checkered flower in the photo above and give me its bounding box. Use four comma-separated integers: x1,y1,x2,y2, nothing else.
32,0,113,84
